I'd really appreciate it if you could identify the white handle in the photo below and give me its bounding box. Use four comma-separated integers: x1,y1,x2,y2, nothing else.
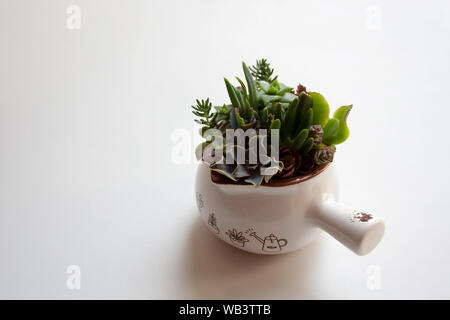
314,200,385,255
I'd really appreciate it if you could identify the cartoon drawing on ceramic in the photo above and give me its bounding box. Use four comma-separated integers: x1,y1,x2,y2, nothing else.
226,229,249,247
249,231,288,252
208,213,220,234
196,192,204,211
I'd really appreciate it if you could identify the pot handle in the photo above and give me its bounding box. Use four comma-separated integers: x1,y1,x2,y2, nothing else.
314,199,385,255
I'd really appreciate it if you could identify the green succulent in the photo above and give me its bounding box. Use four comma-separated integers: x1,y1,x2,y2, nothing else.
249,58,278,83
191,59,353,187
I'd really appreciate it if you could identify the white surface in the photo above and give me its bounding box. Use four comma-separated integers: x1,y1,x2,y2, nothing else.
1,0,450,299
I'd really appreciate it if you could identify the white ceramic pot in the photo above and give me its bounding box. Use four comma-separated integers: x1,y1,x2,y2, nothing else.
195,162,384,255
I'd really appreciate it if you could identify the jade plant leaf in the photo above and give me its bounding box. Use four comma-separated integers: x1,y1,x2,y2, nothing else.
310,92,330,128
323,118,339,144
322,105,352,145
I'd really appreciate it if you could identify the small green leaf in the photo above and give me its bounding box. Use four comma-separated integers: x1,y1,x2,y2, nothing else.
269,119,281,130
332,104,352,144
280,92,298,103
235,77,248,101
278,83,294,95
229,108,239,129
322,105,352,145
310,92,330,127
257,80,271,93
300,137,314,153
281,98,299,142
292,129,309,152
261,107,268,125
234,108,245,127
260,94,281,105
322,118,339,144
224,78,240,108
299,108,313,130
270,102,282,121
243,62,257,108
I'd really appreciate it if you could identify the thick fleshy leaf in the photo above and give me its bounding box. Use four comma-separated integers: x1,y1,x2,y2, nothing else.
230,109,239,129
233,164,251,178
322,105,352,145
291,128,309,152
323,118,339,144
234,108,245,127
300,137,314,153
269,119,281,131
278,83,294,95
260,107,268,125
235,77,248,102
236,87,248,116
260,94,281,105
281,98,299,142
269,102,283,121
224,78,240,108
332,105,352,144
297,92,313,117
280,92,298,103
244,175,264,187
299,108,313,130
243,62,257,108
310,92,330,127
214,104,232,114
211,163,237,181
257,80,271,93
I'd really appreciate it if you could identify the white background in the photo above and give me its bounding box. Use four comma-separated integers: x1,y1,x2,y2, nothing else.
1,0,450,299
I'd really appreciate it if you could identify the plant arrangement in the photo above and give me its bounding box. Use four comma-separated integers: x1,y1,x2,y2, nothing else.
192,59,352,187
226,229,249,247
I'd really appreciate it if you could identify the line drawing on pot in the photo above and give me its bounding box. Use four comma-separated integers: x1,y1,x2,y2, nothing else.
249,232,288,252
208,213,220,234
226,229,249,247
196,192,204,212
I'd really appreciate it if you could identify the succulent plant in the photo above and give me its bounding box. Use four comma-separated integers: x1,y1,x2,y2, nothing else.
191,59,353,187
249,58,277,83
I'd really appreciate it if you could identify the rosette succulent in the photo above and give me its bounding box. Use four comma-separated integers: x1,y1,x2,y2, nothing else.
191,59,352,187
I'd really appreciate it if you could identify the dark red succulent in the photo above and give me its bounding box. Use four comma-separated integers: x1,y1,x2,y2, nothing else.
295,84,307,96
278,146,302,178
298,153,315,174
